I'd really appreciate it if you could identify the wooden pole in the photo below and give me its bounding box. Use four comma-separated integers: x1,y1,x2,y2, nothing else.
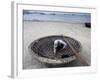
62,35,89,66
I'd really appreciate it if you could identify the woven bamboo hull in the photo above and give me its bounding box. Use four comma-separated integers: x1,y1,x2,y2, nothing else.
28,35,81,65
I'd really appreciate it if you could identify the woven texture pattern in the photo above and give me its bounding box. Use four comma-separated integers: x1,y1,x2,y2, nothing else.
30,35,81,59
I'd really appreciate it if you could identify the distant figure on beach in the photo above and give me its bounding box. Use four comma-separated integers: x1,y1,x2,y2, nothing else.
54,39,67,55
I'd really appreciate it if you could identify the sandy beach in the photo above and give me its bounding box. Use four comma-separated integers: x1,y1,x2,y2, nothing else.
23,21,91,69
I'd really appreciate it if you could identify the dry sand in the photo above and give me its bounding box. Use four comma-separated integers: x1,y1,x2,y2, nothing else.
23,21,91,69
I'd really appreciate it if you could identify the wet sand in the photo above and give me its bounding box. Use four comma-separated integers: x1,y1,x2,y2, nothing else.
23,21,91,69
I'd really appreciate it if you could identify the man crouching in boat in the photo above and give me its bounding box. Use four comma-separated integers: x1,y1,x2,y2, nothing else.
54,39,67,55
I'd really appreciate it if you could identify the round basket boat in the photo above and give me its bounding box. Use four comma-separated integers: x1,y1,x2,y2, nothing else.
28,35,82,65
